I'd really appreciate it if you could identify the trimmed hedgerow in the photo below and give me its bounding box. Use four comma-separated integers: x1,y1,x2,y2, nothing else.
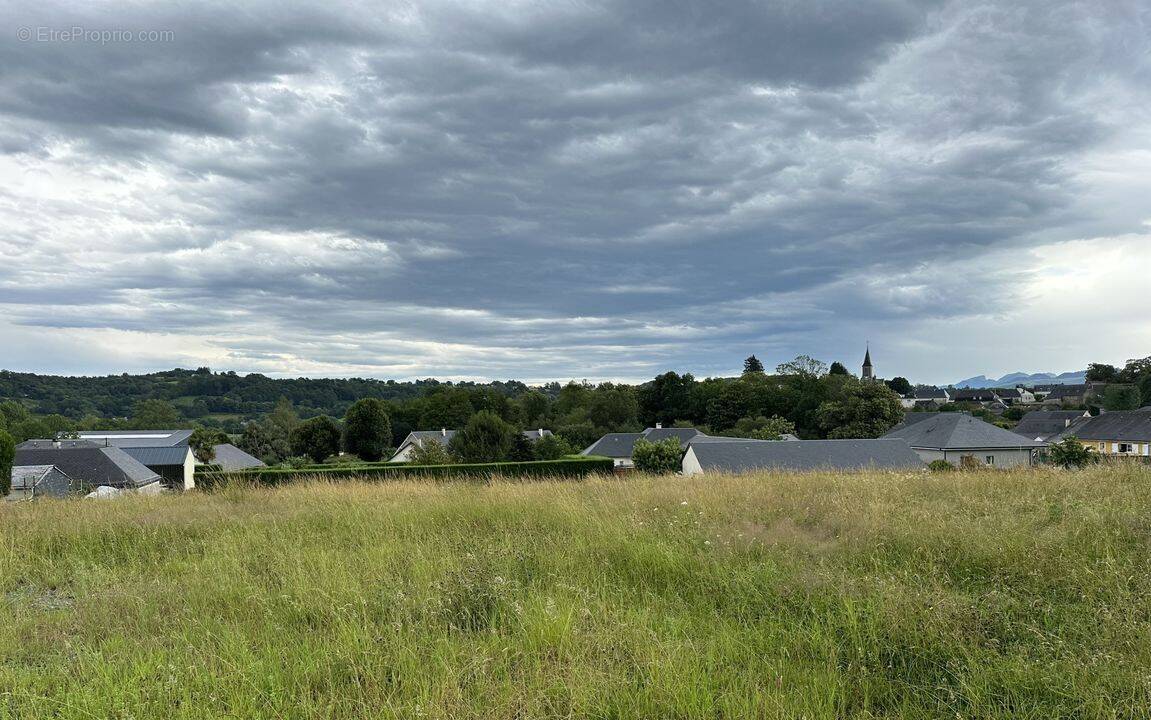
195,456,614,490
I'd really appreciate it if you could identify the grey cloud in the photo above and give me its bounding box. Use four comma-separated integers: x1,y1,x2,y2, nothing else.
0,0,1148,382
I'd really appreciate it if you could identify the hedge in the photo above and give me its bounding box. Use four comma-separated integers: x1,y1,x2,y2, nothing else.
195,456,615,490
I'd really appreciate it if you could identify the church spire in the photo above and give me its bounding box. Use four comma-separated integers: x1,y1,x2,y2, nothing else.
862,344,874,381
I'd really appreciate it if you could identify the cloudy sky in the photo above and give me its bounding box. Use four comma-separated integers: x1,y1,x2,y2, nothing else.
1,0,1148,384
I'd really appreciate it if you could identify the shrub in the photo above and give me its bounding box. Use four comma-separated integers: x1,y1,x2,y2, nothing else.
0,429,14,497
508,433,537,462
189,427,229,463
928,459,954,472
343,398,392,462
534,434,573,460
449,411,515,463
289,416,342,463
632,437,683,474
1049,437,1097,469
409,439,452,465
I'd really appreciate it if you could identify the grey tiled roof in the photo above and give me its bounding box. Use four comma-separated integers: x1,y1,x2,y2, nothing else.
1049,412,1151,442
123,446,192,467
9,465,55,490
74,429,194,448
1012,411,1089,441
17,439,100,450
211,444,266,471
883,413,1045,449
581,432,644,458
399,430,456,449
14,446,161,488
642,427,704,446
688,439,923,473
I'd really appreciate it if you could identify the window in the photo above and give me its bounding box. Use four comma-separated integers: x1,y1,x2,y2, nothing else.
985,455,995,465
1118,443,1134,454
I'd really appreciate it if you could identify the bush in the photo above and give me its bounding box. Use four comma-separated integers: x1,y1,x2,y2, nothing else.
1048,437,1097,469
632,437,683,474
289,416,342,463
449,411,515,463
0,429,14,497
409,439,452,465
508,433,537,462
343,398,392,462
195,457,615,489
928,460,954,472
534,434,573,460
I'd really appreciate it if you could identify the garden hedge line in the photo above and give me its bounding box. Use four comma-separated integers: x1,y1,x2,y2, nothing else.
195,456,615,489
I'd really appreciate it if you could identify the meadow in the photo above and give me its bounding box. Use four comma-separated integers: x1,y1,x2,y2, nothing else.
1,466,1150,719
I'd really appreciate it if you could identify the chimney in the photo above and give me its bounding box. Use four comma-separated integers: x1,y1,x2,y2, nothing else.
52,439,61,449
441,428,447,437
655,423,663,429
538,428,544,438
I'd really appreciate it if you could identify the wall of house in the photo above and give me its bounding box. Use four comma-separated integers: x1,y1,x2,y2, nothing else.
182,453,195,490
1090,440,1151,457
389,443,415,463
911,448,1034,468
682,449,702,476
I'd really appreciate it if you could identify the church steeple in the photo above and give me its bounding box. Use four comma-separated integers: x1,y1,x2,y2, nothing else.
862,344,874,381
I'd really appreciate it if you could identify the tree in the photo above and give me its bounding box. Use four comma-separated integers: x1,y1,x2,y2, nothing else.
534,434,573,460
269,397,299,436
587,383,638,430
518,390,551,427
743,355,765,374
816,382,904,439
750,415,797,441
1048,437,1096,469
189,427,229,463
776,355,828,379
1103,385,1142,411
0,429,14,497
343,398,392,461
556,421,600,451
508,433,537,462
885,377,913,396
239,418,291,464
637,371,696,428
1086,363,1119,382
631,437,683,474
829,362,850,376
290,416,342,463
449,411,515,463
409,439,452,465
131,399,181,429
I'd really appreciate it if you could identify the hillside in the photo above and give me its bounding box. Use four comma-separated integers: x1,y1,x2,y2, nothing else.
2,467,1149,718
952,371,1088,388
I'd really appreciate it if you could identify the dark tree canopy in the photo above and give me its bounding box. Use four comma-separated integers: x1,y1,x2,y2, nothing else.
828,361,850,376
290,416,342,463
343,398,393,461
885,377,913,396
449,411,515,463
743,355,765,374
1085,363,1119,382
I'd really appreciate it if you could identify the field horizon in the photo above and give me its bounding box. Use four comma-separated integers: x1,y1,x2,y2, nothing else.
2,467,1150,718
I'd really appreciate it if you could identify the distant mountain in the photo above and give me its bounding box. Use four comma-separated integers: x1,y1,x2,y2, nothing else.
951,371,1087,389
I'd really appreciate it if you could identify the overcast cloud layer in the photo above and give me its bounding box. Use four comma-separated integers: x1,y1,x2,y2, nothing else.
1,0,1149,384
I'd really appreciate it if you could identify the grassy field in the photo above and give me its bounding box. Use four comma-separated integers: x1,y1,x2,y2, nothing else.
2,466,1150,719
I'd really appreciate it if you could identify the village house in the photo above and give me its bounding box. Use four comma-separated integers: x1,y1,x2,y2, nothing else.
390,428,554,463
882,413,1046,468
682,438,923,475
581,425,706,468
1012,410,1092,442
1048,410,1151,458
11,440,163,499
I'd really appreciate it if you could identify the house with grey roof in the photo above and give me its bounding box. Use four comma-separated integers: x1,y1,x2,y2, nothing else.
211,443,266,471
1012,410,1091,442
7,465,77,501
682,439,923,475
389,428,555,463
14,443,162,495
1047,410,1151,458
75,429,194,448
882,413,1045,468
120,446,196,490
581,425,705,468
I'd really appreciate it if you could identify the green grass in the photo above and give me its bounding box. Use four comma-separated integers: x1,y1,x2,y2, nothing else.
2,465,1150,718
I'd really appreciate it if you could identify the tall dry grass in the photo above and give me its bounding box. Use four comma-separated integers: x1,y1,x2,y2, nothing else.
1,465,1149,718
